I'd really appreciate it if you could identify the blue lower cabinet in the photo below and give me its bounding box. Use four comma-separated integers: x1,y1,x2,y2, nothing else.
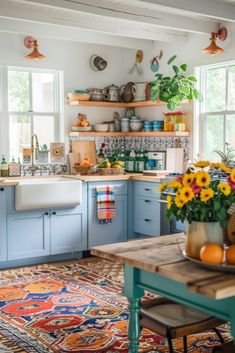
88,182,128,247
50,207,87,255
0,188,7,262
7,211,50,260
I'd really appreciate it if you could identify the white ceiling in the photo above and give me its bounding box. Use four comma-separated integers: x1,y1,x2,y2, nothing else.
0,0,235,48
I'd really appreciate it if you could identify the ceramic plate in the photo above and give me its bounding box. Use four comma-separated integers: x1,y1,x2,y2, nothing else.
183,250,235,273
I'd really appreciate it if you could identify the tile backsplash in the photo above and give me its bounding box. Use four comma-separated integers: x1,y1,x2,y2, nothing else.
70,136,190,161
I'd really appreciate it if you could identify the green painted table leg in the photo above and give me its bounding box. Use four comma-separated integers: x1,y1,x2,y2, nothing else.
127,297,141,353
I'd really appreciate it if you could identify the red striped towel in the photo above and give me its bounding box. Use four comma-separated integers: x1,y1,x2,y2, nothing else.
96,186,116,224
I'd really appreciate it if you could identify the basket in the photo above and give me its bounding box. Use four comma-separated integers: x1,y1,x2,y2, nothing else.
96,168,125,175
73,165,93,175
68,92,91,101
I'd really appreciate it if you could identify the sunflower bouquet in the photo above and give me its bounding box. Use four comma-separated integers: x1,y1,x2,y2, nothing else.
158,161,235,228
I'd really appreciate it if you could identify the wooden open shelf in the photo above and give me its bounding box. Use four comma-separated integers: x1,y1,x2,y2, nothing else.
67,100,191,108
69,131,190,137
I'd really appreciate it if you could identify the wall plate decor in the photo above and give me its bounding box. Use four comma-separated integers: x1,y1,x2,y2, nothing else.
151,50,163,72
50,143,65,163
90,55,108,71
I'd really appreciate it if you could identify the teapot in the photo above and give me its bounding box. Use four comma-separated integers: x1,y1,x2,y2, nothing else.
104,84,120,102
120,82,136,103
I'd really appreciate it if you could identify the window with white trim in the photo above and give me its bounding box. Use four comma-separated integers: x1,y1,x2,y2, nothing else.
195,61,235,161
2,66,63,160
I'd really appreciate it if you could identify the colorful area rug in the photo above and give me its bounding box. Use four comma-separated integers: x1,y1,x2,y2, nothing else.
0,257,231,353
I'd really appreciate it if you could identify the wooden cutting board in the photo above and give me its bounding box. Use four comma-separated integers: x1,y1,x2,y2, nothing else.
69,152,80,174
166,148,184,173
71,140,97,165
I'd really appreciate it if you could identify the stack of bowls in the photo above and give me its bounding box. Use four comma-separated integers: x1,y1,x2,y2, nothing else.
152,120,164,131
143,121,153,131
121,117,130,132
130,117,143,132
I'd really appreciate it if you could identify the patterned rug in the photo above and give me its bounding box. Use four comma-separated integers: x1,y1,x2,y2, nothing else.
0,257,231,353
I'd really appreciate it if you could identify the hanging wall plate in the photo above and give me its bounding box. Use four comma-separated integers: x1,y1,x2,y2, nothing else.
90,55,108,71
136,50,143,63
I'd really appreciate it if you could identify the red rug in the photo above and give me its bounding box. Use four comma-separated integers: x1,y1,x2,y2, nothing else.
0,258,231,352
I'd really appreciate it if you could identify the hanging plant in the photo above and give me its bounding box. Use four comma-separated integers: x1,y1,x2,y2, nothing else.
150,55,203,111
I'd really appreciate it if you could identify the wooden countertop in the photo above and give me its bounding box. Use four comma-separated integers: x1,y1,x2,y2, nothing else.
91,233,235,300
1,173,162,185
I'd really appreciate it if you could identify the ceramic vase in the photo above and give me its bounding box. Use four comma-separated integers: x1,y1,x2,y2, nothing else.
185,221,224,260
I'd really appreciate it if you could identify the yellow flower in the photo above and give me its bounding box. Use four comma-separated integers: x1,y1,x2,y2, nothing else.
180,186,195,202
167,195,172,209
220,164,231,173
230,169,235,183
158,182,168,192
169,180,182,189
182,173,195,186
200,188,214,202
174,196,185,208
194,160,210,168
218,183,231,196
195,171,211,187
210,162,221,170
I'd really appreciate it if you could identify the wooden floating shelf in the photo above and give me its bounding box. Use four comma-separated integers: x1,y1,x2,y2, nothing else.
67,100,191,108
69,131,190,137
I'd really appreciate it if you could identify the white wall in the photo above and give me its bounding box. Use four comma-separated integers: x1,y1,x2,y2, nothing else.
0,24,235,157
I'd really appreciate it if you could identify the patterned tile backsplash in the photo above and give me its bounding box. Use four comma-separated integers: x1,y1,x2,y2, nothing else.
70,136,190,161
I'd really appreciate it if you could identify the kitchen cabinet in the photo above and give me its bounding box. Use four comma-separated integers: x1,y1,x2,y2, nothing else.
133,181,161,236
0,187,7,262
88,181,128,247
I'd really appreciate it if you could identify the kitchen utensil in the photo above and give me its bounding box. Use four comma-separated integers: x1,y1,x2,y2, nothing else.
67,90,91,101
104,84,120,102
71,141,97,165
88,88,105,101
120,82,135,102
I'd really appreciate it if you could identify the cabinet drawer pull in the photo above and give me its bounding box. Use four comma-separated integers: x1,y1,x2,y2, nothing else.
144,200,151,203
44,212,49,216
144,219,152,222
144,188,151,191
0,187,4,191
52,211,57,215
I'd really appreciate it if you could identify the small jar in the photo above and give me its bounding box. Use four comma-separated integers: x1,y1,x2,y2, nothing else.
163,112,170,131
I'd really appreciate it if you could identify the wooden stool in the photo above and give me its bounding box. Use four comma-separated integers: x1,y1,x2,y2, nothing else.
140,297,226,353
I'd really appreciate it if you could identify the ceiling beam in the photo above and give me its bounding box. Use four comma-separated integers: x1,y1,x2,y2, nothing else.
0,0,189,43
18,0,217,34
139,0,235,22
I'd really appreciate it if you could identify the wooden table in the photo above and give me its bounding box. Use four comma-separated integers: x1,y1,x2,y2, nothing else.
91,233,235,353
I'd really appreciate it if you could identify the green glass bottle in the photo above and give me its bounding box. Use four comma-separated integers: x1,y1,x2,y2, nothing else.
1,155,8,177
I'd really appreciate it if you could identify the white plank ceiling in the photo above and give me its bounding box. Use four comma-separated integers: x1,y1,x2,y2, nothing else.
0,0,234,48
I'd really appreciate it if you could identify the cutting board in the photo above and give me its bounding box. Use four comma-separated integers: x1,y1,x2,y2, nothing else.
71,141,97,165
166,148,184,173
69,152,80,174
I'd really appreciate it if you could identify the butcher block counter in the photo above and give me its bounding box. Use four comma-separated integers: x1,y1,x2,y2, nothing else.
91,233,235,353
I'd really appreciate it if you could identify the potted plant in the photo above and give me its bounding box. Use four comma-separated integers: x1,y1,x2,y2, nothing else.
150,55,203,111
158,161,235,259
214,142,235,167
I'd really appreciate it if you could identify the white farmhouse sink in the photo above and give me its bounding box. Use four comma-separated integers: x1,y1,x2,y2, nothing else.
15,177,82,210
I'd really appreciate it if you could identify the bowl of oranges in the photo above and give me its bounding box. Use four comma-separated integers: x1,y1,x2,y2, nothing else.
184,243,235,272
72,113,92,131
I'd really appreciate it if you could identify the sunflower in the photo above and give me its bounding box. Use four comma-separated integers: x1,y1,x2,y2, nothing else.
218,183,231,196
174,196,185,208
180,186,195,202
210,162,221,170
194,160,210,168
157,182,168,192
169,180,182,189
200,188,214,202
230,169,235,183
182,173,195,186
167,195,172,209
195,170,211,187
219,164,231,173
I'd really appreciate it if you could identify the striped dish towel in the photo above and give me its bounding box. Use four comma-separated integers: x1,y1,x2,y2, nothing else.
96,186,116,224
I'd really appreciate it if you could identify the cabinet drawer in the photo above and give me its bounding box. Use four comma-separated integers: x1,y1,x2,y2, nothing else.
88,181,127,197
134,216,160,236
134,181,160,198
134,196,160,219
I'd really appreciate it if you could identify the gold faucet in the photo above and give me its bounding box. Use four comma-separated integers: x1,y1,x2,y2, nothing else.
31,134,39,176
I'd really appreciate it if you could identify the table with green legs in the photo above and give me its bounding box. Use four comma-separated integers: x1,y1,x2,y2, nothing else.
91,233,235,353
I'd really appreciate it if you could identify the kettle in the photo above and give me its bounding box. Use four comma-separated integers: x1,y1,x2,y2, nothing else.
104,84,120,102
120,82,136,103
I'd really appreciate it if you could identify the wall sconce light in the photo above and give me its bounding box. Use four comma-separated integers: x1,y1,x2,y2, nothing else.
24,36,46,60
202,27,227,55
129,50,143,75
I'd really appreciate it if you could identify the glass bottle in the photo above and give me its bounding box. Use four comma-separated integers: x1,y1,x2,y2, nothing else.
97,143,106,164
9,156,21,177
1,155,8,177
126,149,136,172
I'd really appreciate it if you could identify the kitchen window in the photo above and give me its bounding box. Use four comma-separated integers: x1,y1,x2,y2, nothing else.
1,66,64,160
195,61,235,160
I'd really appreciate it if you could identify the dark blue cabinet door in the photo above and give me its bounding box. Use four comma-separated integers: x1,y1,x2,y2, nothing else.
0,188,7,262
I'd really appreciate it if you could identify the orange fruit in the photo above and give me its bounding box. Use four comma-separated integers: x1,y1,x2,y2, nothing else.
200,243,224,265
226,245,235,265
